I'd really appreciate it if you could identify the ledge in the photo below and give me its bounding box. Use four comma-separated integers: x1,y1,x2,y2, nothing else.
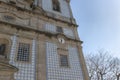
0,20,82,43
0,63,18,72
0,58,18,72
0,1,78,27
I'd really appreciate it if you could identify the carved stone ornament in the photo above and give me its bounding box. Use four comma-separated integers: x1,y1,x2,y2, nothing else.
58,37,65,44
0,56,18,80
3,15,15,21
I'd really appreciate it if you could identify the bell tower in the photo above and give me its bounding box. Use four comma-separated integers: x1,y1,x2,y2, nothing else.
0,0,89,80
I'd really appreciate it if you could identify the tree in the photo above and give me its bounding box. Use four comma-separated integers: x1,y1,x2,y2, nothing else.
86,54,96,80
85,50,114,80
111,57,120,80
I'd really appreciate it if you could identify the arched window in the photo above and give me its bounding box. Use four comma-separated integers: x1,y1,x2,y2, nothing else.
52,0,61,12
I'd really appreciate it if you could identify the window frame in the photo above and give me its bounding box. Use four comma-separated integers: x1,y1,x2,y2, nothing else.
57,26,63,33
59,54,69,67
52,0,61,12
16,42,32,63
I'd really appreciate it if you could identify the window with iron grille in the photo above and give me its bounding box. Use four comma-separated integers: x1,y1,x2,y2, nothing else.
0,44,6,55
57,26,63,33
17,43,30,62
60,55,69,67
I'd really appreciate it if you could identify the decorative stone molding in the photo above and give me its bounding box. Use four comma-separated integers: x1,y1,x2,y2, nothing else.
0,57,18,80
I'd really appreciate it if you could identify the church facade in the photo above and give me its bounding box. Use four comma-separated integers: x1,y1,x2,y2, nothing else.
0,0,89,80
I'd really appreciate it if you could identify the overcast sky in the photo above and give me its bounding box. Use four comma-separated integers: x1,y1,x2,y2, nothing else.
70,0,120,58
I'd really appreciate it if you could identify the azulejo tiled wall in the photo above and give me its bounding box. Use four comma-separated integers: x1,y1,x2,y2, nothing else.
46,42,83,80
9,36,36,80
44,23,75,39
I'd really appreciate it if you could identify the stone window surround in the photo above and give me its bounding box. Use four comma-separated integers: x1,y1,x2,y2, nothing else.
59,54,69,67
52,0,61,12
15,39,32,64
57,47,70,68
17,42,30,62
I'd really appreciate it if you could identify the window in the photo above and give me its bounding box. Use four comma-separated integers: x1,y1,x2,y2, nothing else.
60,55,69,67
52,0,61,12
0,44,6,55
17,43,30,62
57,26,63,33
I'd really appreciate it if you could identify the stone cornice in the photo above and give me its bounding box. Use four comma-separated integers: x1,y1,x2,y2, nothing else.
0,62,18,72
0,1,78,27
0,20,82,43
0,57,18,72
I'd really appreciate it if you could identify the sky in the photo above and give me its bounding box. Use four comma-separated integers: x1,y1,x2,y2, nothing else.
70,0,120,58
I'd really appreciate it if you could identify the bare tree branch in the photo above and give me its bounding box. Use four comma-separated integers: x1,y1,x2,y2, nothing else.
85,49,120,80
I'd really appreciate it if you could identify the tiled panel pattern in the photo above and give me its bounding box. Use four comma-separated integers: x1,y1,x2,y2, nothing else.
63,28,74,38
9,35,17,65
42,0,52,12
9,36,36,80
46,42,84,80
42,0,70,18
44,23,56,33
44,23,75,38
59,0,70,18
